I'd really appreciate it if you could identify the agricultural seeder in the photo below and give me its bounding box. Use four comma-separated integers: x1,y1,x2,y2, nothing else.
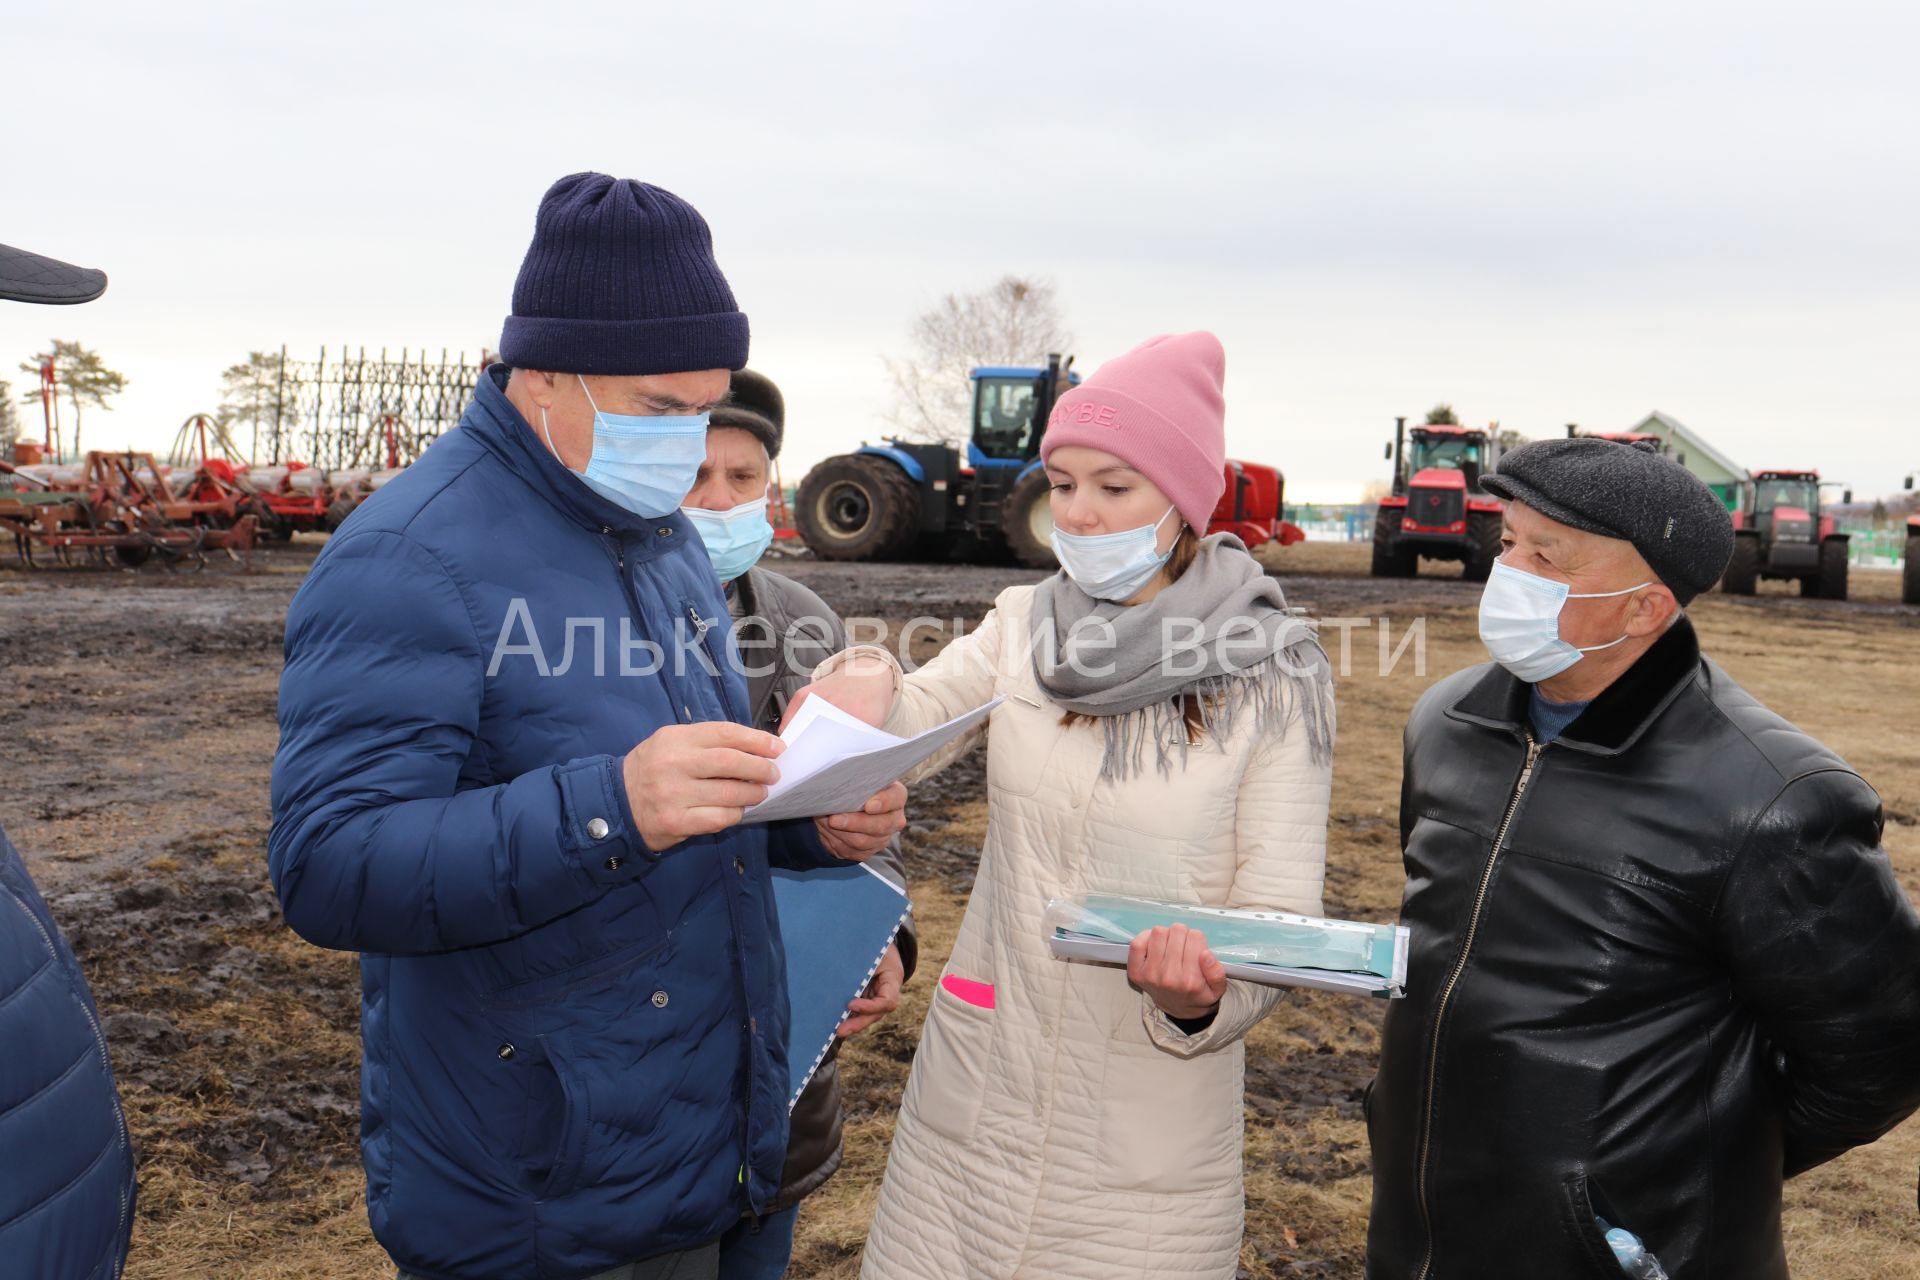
0,450,258,570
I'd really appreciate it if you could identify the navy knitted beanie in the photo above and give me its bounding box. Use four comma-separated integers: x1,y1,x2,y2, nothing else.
499,172,749,376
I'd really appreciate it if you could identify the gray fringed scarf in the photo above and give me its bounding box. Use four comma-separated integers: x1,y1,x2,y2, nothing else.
1028,534,1334,781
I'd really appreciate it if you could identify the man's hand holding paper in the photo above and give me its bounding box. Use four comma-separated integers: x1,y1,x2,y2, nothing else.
619,717,905,859
813,781,907,863
621,721,786,853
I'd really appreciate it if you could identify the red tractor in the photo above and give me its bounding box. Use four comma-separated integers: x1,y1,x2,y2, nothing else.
1722,469,1851,600
1372,417,1503,579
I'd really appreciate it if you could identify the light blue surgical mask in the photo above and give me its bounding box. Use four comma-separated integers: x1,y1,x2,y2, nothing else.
540,375,709,518
1051,505,1179,602
1477,561,1652,683
683,496,775,584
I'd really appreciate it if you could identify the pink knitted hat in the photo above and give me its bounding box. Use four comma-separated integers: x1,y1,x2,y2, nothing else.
1040,331,1227,534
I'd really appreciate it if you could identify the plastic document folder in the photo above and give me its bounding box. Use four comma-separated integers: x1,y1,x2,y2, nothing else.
771,861,912,1110
1045,893,1410,999
745,693,1002,824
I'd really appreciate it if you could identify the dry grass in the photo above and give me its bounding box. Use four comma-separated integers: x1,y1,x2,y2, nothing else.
118,914,374,1280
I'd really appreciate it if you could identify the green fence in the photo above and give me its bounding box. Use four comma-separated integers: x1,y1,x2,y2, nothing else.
1842,528,1910,567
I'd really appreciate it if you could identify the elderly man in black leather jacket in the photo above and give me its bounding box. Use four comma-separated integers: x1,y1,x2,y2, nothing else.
1364,438,1920,1279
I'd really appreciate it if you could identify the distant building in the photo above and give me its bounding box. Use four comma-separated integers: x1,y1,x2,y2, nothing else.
1624,410,1748,511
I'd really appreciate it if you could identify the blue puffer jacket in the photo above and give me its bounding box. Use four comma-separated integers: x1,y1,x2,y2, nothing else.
0,823,134,1280
269,366,831,1280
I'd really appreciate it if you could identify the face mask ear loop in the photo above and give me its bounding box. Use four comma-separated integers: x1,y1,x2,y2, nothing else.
538,405,563,465
1571,582,1654,653
576,373,602,419
1567,580,1655,599
1154,504,1181,553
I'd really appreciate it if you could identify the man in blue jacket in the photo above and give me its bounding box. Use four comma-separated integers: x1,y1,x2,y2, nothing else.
269,173,906,1280
0,239,136,1280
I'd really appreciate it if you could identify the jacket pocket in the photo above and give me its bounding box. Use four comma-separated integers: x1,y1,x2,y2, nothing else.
1096,1035,1242,1195
1561,1170,1639,1279
485,932,671,1010
904,979,996,1144
521,1032,590,1202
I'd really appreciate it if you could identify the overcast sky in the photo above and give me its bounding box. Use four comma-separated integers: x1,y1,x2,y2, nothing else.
6,1,1917,502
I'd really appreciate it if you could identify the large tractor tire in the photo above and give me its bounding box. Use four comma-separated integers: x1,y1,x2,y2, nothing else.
1904,534,1920,606
1370,506,1414,578
1721,534,1760,595
1001,469,1058,569
1463,511,1502,582
795,455,919,562
1809,537,1849,601
323,496,359,532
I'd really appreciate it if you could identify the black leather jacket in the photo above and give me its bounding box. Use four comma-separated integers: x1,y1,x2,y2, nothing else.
730,567,918,1214
1365,619,1920,1279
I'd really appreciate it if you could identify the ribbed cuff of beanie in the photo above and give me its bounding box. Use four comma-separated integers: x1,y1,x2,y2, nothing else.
1043,385,1225,533
499,311,750,376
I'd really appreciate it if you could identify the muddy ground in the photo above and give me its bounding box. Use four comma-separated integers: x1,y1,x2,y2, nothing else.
1,539,1916,1277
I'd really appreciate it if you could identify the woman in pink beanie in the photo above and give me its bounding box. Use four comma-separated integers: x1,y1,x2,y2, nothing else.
797,332,1335,1280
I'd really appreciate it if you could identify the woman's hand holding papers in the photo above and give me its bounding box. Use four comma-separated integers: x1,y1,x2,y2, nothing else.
813,781,908,862
837,943,905,1039
1127,923,1230,1021
784,653,898,732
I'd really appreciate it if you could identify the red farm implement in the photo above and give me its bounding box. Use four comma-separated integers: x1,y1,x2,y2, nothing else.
1,450,257,571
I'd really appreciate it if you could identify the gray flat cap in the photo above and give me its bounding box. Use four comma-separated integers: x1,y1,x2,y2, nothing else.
1482,437,1734,604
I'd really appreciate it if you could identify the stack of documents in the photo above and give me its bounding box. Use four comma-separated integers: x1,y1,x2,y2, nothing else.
744,693,1001,823
1045,893,1410,999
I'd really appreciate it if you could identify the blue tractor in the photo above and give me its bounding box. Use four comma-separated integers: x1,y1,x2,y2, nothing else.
794,354,1079,566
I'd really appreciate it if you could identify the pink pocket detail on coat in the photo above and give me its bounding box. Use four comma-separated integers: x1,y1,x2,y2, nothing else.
940,975,995,1010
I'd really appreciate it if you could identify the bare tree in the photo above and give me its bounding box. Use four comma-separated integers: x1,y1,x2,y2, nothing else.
883,276,1072,444
220,350,290,460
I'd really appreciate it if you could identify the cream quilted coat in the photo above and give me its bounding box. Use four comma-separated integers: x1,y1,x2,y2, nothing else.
831,584,1334,1280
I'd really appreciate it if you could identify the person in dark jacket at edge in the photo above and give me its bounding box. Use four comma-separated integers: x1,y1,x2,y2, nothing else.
679,369,917,1278
1364,436,1920,1278
0,239,137,1280
269,173,908,1280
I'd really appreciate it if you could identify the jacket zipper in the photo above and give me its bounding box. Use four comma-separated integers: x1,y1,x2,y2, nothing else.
4,886,132,1276
614,538,760,1201
607,534,692,725
1414,733,1542,1280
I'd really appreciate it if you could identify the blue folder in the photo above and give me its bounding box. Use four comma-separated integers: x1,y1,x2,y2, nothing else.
770,861,912,1111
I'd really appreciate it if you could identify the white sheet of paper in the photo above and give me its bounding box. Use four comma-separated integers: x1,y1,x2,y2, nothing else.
745,695,1003,823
